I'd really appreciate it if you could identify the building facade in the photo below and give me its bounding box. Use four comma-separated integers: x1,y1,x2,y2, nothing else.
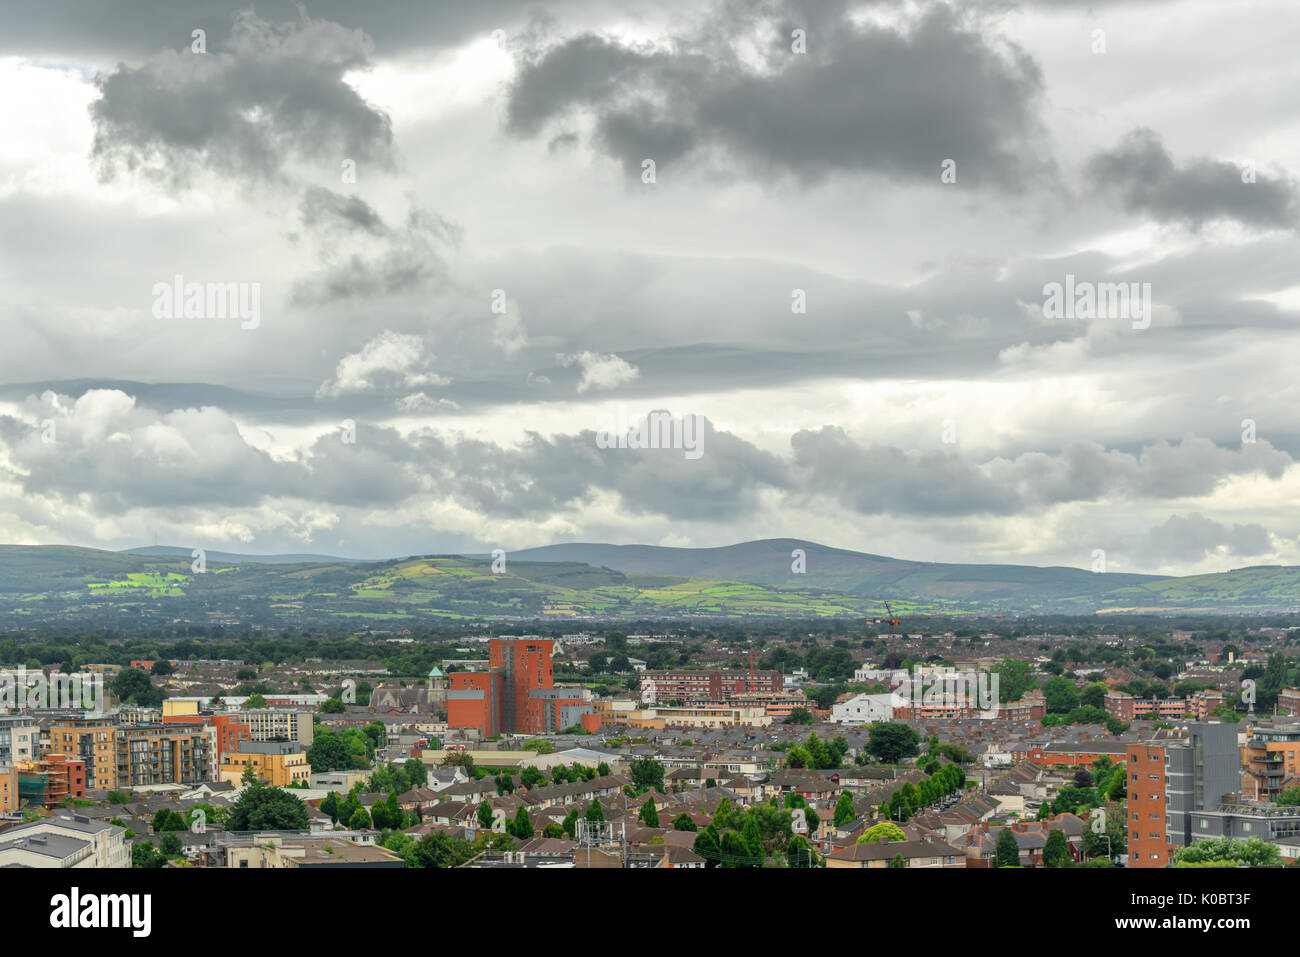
1127,723,1239,868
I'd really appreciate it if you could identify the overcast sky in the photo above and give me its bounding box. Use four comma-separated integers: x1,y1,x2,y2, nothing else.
1,0,1297,575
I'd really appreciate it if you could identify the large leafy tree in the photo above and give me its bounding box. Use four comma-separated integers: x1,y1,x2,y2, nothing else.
1175,838,1280,867
991,659,1037,703
857,821,906,844
112,668,164,708
995,829,1021,867
638,798,660,827
227,778,309,832
1043,829,1072,867
629,757,665,793
1042,677,1080,714
865,723,921,764
832,790,856,827
306,728,354,773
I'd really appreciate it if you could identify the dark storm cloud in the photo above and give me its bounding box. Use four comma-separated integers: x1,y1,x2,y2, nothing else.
4,387,1288,525
792,429,1292,517
300,186,387,234
291,189,461,305
1085,128,1300,231
1138,512,1273,565
0,0,587,60
505,2,1056,188
406,415,793,521
89,10,395,188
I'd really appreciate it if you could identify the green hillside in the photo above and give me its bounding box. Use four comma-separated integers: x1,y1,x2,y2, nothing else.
0,543,1291,626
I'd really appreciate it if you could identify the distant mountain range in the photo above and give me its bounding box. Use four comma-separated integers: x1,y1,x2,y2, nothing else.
0,539,1287,625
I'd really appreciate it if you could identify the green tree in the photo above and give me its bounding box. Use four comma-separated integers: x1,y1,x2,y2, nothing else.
995,828,1021,867
857,821,906,844
1042,677,1080,714
320,791,341,823
693,826,721,868
306,728,353,773
477,800,494,830
639,797,660,827
629,757,665,793
562,806,581,839
131,841,166,868
1174,837,1280,867
1043,829,1072,867
226,778,309,831
832,790,856,827
158,831,183,858
672,812,697,831
865,722,921,764
112,668,164,708
991,659,1037,703
786,835,822,867
151,808,187,833
348,807,372,830
509,806,534,840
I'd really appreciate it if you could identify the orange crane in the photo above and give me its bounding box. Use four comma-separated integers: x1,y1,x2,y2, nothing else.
881,601,900,627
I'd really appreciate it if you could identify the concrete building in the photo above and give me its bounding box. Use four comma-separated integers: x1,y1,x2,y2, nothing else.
220,740,311,787
639,669,782,704
1127,722,1239,868
448,638,599,735
239,708,314,748
831,692,898,724
0,814,129,868
0,716,39,765
1242,724,1300,801
47,718,212,789
1192,802,1300,845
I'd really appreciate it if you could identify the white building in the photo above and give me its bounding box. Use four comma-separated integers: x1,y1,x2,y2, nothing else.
0,814,129,868
830,692,901,725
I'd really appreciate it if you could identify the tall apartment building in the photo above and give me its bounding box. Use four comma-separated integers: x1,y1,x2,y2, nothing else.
0,715,38,765
448,638,599,736
239,708,314,748
1242,724,1300,801
1127,722,1239,868
639,669,783,704
447,671,500,736
162,711,251,769
48,717,117,790
48,718,213,789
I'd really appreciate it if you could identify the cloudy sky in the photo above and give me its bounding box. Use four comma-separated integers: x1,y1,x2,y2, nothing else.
1,0,1297,575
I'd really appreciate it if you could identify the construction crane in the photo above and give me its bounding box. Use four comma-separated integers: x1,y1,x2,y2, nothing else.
881,600,900,627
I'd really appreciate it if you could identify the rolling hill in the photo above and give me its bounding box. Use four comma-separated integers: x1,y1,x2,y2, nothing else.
0,541,1289,625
